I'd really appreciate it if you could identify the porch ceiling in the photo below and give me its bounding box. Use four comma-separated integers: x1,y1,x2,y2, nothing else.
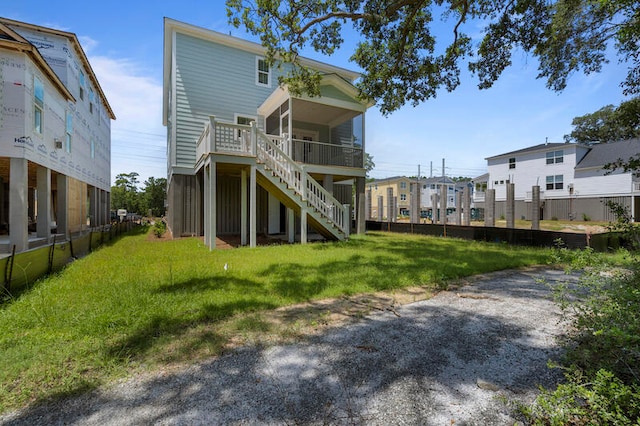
291,98,360,126
0,158,56,187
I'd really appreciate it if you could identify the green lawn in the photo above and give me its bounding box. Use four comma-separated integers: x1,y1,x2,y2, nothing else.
0,228,555,413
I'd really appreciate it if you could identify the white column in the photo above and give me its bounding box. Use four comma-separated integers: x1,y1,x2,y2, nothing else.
241,168,247,246
36,165,51,239
250,165,257,248
9,158,29,252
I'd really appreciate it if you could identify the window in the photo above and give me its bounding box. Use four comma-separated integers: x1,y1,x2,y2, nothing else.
65,111,72,153
89,88,95,114
79,71,85,100
546,175,563,190
546,150,564,164
34,77,44,133
430,184,436,189
509,157,516,169
400,181,407,189
400,194,407,201
256,57,270,87
90,139,95,158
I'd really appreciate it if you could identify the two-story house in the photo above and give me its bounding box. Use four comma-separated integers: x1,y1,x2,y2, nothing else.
0,18,114,253
163,18,372,248
485,139,640,222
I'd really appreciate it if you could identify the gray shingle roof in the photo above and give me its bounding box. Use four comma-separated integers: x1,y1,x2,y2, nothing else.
485,142,572,160
575,138,640,169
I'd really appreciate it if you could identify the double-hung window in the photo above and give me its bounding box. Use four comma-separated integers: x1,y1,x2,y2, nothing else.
79,71,85,100
546,150,564,164
546,175,563,190
509,157,516,169
256,57,270,87
89,88,95,114
34,77,44,134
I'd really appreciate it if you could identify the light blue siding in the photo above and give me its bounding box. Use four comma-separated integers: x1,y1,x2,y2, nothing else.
174,33,288,168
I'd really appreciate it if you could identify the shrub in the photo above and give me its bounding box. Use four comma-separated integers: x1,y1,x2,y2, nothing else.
525,251,640,424
582,213,591,221
152,220,167,238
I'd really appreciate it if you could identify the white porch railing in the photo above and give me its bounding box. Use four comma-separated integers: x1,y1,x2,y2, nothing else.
254,125,349,237
196,117,349,238
290,138,363,168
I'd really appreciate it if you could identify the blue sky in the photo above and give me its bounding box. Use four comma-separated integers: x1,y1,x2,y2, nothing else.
5,1,632,184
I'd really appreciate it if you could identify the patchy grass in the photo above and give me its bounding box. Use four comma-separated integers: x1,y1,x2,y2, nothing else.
0,230,554,413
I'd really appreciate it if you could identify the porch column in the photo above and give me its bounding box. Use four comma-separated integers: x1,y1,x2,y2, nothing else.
300,207,308,244
455,190,462,225
89,186,98,227
431,193,438,223
356,177,365,234
531,186,540,230
322,175,334,196
485,189,496,227
9,158,29,252
287,208,295,243
387,187,394,223
36,165,51,240
506,183,515,228
241,169,247,246
440,184,447,225
205,160,217,249
250,165,257,248
377,195,383,221
57,174,68,236
463,186,471,226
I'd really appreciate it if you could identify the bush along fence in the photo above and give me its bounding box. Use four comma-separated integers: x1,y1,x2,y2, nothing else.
365,221,623,252
1,221,139,298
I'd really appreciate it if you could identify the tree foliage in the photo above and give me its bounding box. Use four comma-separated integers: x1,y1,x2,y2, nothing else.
226,0,640,115
110,173,167,216
565,97,640,144
143,177,167,217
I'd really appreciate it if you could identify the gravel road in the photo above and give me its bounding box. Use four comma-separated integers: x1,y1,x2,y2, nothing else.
1,267,577,425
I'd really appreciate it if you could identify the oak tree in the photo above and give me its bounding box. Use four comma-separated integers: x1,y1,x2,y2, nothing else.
226,0,640,115
565,97,640,144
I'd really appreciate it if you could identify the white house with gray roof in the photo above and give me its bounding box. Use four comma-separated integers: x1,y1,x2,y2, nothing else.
163,18,372,248
485,139,640,222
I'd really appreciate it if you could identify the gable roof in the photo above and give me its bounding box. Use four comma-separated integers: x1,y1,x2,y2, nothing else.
0,17,116,120
485,142,577,160
575,138,640,170
0,20,74,102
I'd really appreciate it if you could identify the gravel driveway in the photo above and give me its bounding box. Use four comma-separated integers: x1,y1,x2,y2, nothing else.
1,267,577,425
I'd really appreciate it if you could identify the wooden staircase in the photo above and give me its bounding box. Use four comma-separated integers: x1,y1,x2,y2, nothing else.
254,127,349,241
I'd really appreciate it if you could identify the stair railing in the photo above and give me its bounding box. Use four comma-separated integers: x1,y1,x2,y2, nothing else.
251,123,349,237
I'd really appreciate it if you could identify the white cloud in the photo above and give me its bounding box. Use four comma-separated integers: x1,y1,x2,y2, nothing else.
88,55,166,186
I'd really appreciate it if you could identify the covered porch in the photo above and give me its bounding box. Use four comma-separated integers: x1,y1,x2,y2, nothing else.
258,74,369,171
